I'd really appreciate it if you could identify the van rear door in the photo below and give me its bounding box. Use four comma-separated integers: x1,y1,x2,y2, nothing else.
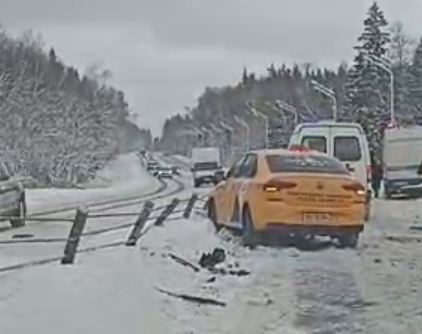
331,127,368,188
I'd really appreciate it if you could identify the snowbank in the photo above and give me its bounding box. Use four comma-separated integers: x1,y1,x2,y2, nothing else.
27,153,160,215
0,248,168,334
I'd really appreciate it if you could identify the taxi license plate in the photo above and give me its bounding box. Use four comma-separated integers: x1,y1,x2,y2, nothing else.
301,213,333,223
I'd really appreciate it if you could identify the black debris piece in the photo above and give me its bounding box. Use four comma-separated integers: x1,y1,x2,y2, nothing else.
210,268,250,276
168,253,201,272
156,287,226,307
199,248,226,269
12,233,34,239
206,276,216,283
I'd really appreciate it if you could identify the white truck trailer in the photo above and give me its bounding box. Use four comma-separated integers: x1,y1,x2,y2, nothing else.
383,125,422,198
190,147,222,187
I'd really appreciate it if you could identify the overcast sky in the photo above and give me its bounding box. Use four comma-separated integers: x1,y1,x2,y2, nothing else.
2,0,422,136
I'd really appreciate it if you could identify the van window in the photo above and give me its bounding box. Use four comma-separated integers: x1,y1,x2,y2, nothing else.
301,136,327,153
334,136,361,161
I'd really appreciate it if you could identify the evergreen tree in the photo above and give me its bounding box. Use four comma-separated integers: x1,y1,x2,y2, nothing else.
388,22,414,124
344,1,390,160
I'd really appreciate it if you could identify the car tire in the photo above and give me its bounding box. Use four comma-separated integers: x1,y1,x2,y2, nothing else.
207,199,221,232
337,232,359,249
10,197,26,228
241,206,258,249
384,186,392,199
194,180,201,188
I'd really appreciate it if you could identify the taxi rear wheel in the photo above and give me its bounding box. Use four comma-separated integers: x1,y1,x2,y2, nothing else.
337,232,359,248
241,206,258,249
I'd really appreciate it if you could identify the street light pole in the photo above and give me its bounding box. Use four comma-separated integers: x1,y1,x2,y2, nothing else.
219,121,235,165
191,127,206,147
234,115,250,151
219,121,234,142
311,80,337,121
274,100,299,125
200,126,215,146
245,102,269,149
209,124,225,156
364,54,395,124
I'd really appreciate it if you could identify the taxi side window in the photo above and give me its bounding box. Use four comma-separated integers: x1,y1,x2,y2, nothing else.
240,154,258,178
301,136,327,153
226,156,246,179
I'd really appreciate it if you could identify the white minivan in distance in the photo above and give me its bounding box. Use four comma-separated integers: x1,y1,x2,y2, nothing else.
288,120,372,194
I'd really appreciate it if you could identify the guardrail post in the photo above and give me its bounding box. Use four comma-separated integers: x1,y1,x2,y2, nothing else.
183,194,198,219
126,201,154,246
154,198,180,226
61,208,88,265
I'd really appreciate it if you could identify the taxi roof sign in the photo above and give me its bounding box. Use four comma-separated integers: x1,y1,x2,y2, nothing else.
288,144,310,152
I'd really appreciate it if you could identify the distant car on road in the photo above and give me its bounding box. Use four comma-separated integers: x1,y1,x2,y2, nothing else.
146,160,159,173
171,166,181,175
156,166,173,179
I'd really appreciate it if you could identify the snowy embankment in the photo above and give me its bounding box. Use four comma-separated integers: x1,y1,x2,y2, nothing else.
27,152,161,215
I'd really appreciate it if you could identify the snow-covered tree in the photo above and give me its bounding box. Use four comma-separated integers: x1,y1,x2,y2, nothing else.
0,27,138,187
387,21,415,124
408,37,422,122
344,1,390,160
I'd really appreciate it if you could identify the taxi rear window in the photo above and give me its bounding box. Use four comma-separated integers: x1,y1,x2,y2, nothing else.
266,154,349,174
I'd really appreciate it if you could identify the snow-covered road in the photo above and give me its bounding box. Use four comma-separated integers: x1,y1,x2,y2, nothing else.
0,154,422,334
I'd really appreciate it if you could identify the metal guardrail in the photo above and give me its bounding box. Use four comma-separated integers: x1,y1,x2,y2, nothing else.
0,193,202,270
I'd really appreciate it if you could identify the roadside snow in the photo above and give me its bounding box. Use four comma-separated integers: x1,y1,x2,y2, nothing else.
27,153,160,215
2,169,422,333
0,248,167,334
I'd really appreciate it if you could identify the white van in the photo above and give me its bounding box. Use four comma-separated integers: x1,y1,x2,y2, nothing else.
383,125,422,198
289,121,372,189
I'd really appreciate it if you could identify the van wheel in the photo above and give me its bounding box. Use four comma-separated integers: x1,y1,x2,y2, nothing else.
11,198,26,228
207,199,221,232
337,232,359,249
241,206,258,249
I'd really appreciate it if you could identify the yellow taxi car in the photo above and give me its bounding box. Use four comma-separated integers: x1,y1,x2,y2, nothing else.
207,146,368,248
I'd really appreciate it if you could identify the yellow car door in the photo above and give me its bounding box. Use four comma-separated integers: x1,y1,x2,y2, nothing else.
217,156,247,224
228,153,259,227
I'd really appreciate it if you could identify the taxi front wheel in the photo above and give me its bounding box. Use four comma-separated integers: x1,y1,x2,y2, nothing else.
241,206,258,249
207,199,221,232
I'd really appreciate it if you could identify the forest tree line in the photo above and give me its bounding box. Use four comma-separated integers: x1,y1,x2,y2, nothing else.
157,2,422,164
0,27,145,187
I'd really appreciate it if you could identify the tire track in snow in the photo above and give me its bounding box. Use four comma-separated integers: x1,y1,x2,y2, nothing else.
293,249,367,334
